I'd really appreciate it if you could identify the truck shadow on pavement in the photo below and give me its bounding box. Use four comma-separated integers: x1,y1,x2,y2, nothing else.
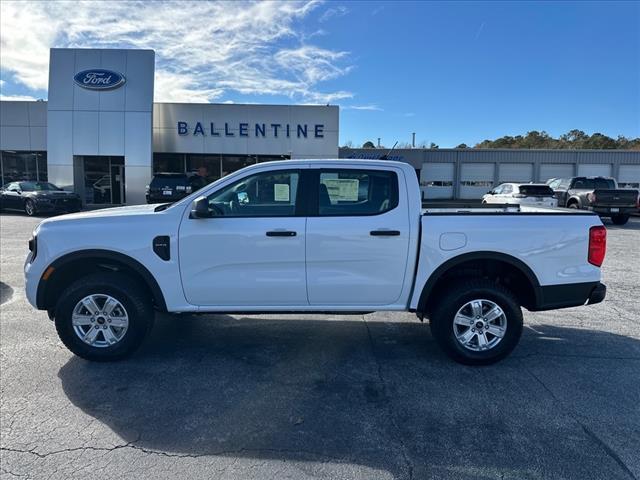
57,314,640,479
0,281,14,305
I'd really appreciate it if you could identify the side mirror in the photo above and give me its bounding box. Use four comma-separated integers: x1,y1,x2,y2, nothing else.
190,196,211,218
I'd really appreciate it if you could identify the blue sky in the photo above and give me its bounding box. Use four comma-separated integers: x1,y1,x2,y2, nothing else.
1,1,638,147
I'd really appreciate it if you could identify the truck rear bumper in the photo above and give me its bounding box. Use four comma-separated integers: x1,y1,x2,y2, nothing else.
587,282,606,305
531,281,606,311
588,206,636,216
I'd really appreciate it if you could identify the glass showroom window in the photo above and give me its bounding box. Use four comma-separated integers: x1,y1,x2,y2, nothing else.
187,155,221,184
1,151,47,185
153,153,185,174
221,156,257,177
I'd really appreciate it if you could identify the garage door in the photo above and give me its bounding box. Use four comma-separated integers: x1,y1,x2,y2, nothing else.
539,164,574,182
499,163,533,183
618,165,640,189
460,163,494,199
420,162,454,199
577,164,612,177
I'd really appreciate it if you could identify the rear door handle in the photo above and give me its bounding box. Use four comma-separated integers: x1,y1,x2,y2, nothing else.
370,230,401,236
266,231,297,237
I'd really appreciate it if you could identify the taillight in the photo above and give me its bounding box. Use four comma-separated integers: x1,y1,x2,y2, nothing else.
587,192,597,203
588,225,606,267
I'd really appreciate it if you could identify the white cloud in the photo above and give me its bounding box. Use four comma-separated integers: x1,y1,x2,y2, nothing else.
0,0,353,104
319,6,348,23
342,104,382,111
0,94,39,101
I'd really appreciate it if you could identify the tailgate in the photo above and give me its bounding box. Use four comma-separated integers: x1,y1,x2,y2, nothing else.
593,189,638,206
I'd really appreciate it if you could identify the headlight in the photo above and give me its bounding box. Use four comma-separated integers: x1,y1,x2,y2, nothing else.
28,235,37,262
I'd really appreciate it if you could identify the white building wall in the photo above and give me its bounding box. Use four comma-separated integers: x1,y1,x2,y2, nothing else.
153,103,338,158
47,48,154,203
0,101,47,151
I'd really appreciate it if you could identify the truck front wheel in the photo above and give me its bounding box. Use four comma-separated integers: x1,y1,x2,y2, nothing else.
429,279,523,365
54,272,154,361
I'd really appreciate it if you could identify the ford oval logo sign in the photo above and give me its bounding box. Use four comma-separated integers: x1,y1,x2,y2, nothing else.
73,69,126,90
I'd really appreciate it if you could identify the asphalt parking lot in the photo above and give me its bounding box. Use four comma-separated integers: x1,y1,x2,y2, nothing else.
1,213,638,480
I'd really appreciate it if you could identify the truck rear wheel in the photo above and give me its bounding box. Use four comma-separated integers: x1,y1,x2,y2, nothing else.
611,214,629,225
429,279,523,365
54,272,154,361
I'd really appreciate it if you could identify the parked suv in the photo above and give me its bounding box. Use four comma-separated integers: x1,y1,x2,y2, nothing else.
482,183,557,207
146,173,207,204
547,177,638,225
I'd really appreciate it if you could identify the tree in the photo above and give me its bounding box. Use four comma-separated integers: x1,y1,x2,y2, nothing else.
429,142,439,149
474,130,638,150
456,143,468,149
362,141,376,149
341,140,354,148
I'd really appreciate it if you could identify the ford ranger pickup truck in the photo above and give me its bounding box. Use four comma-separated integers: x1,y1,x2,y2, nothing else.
547,176,639,225
24,160,607,365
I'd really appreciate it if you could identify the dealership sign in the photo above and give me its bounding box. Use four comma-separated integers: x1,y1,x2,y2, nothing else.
74,69,126,90
178,121,325,139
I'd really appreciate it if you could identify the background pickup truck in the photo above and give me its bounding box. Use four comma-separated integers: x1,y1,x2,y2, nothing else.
547,176,639,225
25,160,607,365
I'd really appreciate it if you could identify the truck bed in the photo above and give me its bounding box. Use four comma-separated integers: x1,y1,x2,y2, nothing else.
422,204,595,215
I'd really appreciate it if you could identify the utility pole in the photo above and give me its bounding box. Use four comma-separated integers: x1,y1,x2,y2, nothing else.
377,137,381,148
412,132,416,148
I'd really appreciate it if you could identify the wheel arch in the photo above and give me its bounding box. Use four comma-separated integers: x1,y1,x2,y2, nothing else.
36,249,167,313
417,251,542,315
567,196,582,207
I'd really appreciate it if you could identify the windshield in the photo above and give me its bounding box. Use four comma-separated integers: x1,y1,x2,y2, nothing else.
19,182,61,192
573,178,616,190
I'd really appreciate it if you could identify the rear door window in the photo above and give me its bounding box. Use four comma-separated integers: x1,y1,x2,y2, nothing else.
317,169,398,216
518,185,554,196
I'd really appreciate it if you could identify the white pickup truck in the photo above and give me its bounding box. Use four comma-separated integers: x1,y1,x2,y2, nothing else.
25,160,607,365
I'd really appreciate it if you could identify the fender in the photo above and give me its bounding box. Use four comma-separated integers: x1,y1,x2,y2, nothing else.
36,249,167,311
417,251,542,312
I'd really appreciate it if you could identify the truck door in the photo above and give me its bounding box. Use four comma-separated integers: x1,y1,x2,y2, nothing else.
178,168,308,307
305,167,411,306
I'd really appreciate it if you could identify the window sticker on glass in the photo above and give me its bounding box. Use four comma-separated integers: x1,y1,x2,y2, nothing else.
322,179,360,202
274,183,290,202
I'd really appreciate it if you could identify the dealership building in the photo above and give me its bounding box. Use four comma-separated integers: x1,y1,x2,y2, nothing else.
0,47,639,205
0,48,338,206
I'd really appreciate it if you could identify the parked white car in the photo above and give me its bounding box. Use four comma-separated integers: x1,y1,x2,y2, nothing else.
482,183,558,207
25,160,606,365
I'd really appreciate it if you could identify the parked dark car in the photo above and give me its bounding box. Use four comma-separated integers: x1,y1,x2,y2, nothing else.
0,181,82,216
146,172,207,204
547,176,639,225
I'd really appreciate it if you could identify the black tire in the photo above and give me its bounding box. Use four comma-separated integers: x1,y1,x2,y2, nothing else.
54,272,154,361
611,214,629,225
568,202,579,209
24,199,37,216
429,279,523,365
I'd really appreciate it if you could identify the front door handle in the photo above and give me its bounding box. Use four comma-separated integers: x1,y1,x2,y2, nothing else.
266,231,297,237
370,230,401,236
